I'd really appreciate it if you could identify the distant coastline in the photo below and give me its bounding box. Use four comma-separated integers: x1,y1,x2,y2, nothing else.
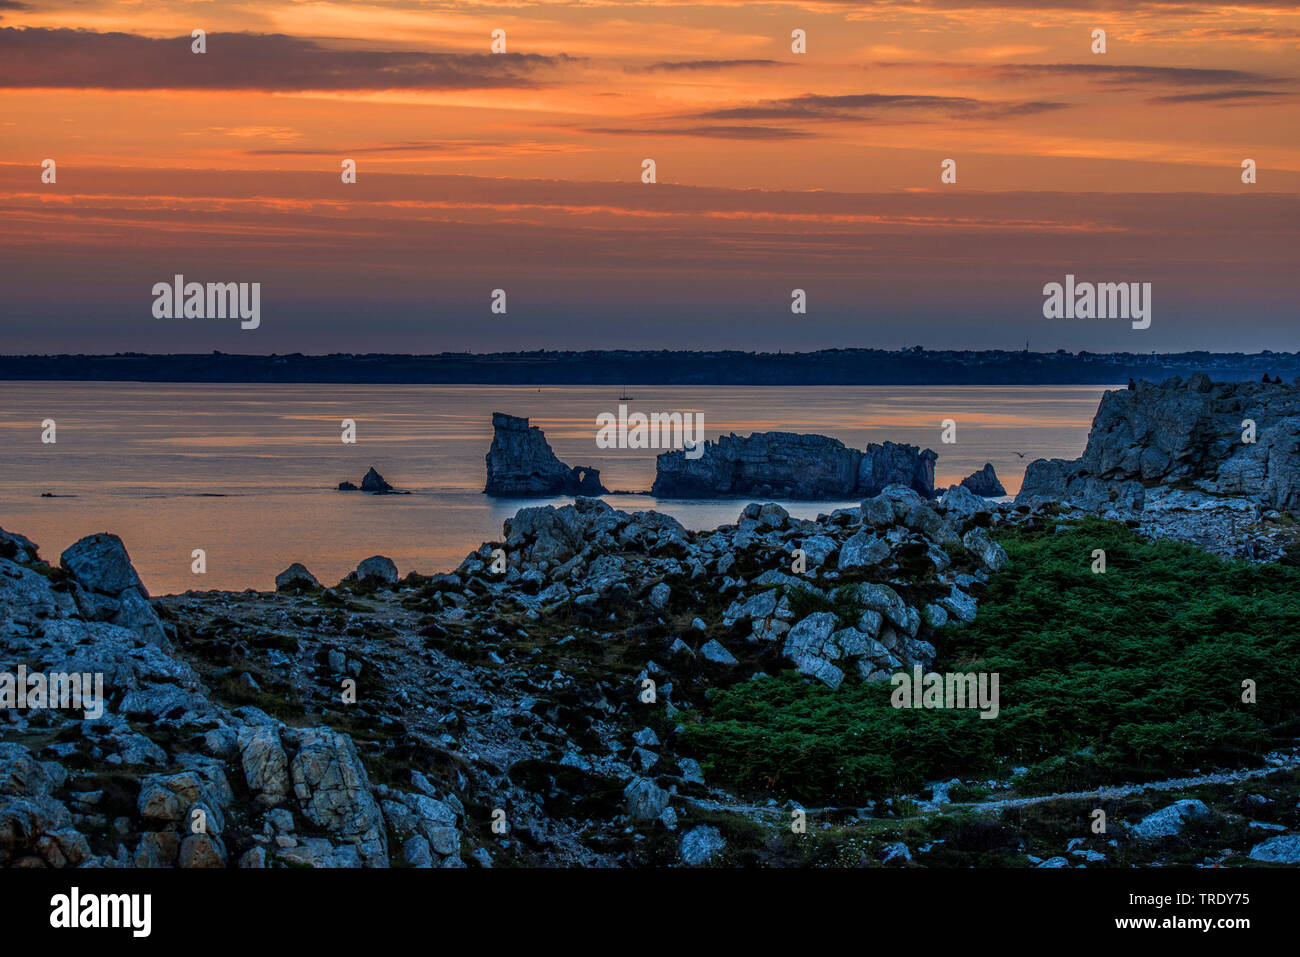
2,349,1298,386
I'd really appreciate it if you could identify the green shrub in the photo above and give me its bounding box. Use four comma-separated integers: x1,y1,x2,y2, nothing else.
682,519,1300,804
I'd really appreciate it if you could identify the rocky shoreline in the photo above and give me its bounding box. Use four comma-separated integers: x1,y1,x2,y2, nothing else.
4,373,1299,869
1016,374,1300,561
0,487,998,869
4,475,1297,868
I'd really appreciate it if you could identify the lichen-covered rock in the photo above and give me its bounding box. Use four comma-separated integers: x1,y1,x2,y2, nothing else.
0,557,69,627
938,483,992,518
1130,799,1211,840
288,728,388,867
837,530,890,570
938,585,978,624
699,639,738,665
238,727,291,806
781,611,903,689
962,527,1009,573
624,778,670,821
840,582,910,631
179,832,227,868
60,533,147,597
1016,376,1300,511
112,588,170,648
1248,834,1300,863
381,792,461,860
680,825,726,866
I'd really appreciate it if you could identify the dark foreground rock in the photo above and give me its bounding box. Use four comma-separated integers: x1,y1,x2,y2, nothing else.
275,563,320,592
1,529,464,869
652,432,937,500
485,412,608,497
4,483,1295,868
0,485,996,869
58,533,170,650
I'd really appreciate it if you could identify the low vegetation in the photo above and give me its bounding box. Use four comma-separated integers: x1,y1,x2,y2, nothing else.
681,518,1300,805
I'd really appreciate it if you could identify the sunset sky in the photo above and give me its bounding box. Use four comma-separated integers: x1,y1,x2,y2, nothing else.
1,0,1297,354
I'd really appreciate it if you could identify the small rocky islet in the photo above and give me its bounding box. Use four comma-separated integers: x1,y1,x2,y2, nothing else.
3,373,1299,869
337,466,408,494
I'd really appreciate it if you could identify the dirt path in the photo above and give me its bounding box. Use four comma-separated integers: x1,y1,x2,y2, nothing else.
686,749,1300,822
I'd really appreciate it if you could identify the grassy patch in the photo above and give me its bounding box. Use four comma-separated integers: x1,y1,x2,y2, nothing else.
681,519,1300,805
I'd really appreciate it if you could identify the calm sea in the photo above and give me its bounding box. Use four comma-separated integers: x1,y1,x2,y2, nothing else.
0,383,1111,594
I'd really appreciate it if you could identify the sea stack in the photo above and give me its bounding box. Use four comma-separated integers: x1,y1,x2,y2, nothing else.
485,413,608,497
959,463,1006,498
651,432,936,500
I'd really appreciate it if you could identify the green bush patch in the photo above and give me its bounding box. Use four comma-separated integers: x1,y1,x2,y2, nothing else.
682,519,1300,805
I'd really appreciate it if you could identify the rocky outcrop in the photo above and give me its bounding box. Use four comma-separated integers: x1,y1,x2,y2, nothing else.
484,413,608,497
61,533,147,597
1,495,999,870
289,728,388,867
338,467,406,494
0,525,464,870
477,485,991,692
652,432,937,500
58,533,170,651
361,467,392,493
11,481,1289,870
1016,374,1300,512
959,463,1006,497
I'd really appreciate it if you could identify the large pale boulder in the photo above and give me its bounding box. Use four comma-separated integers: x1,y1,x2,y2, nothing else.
238,727,291,806
838,530,890,570
355,555,399,585
680,825,726,866
962,527,1009,573
1130,799,1211,840
60,533,146,597
289,729,388,867
624,778,671,821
